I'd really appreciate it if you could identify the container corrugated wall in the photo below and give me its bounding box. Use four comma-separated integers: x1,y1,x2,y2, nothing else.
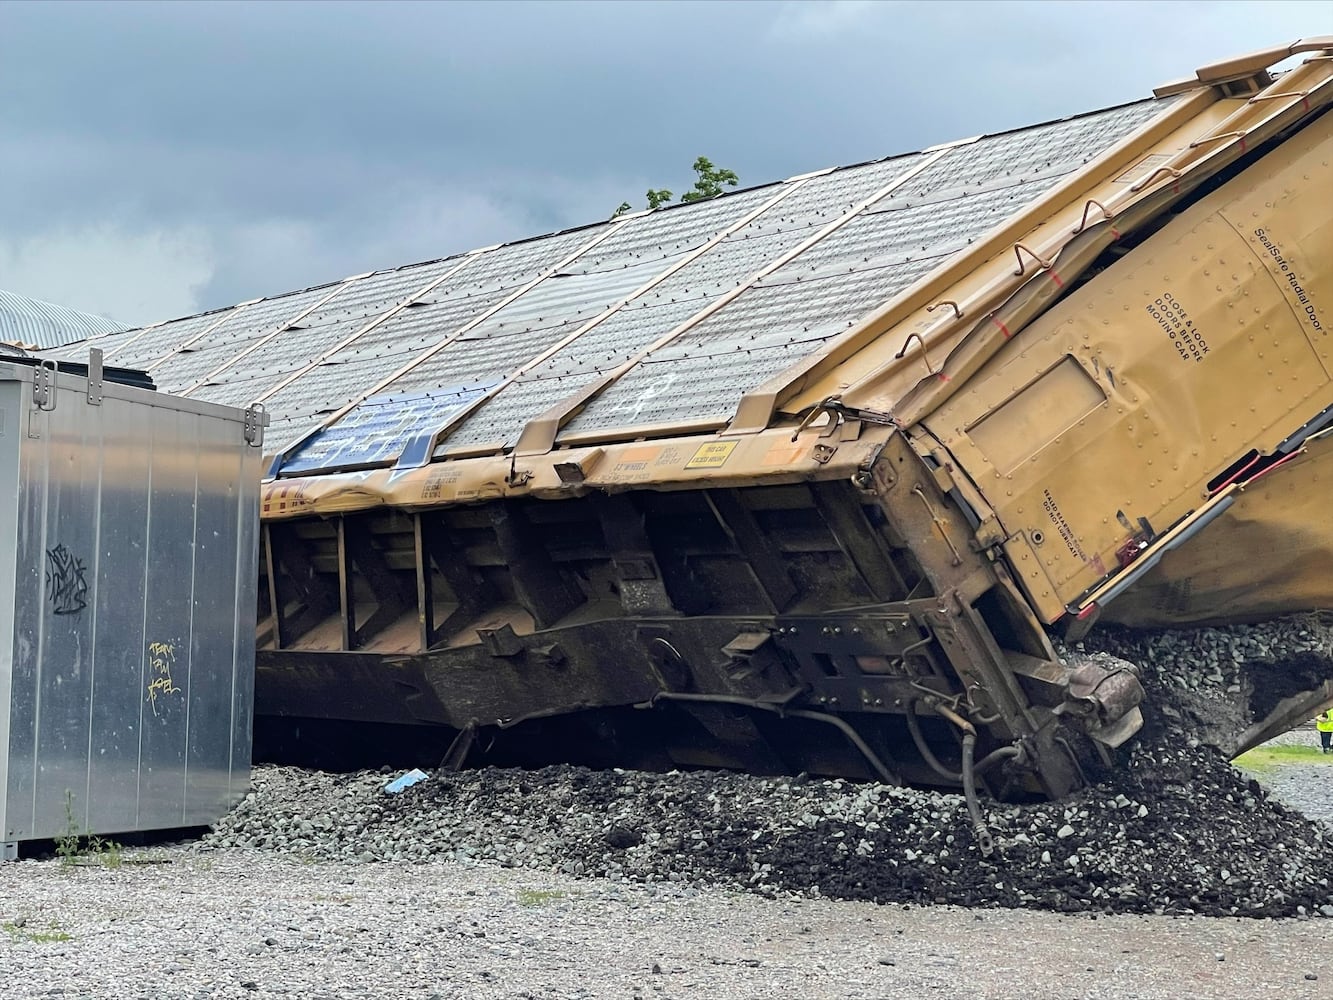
0,358,260,843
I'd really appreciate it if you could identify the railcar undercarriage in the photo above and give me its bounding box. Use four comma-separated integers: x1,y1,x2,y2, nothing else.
255,433,1144,816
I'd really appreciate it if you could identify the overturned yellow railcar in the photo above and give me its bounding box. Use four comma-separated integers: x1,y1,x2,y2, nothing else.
43,38,1333,806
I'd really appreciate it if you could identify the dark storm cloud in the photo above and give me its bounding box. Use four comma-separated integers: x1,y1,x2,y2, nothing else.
0,0,1318,322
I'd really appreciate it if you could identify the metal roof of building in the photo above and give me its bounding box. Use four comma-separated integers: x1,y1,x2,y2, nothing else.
44,95,1173,472
0,288,126,349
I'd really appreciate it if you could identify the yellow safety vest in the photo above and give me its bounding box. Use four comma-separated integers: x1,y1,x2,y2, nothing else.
1316,712,1333,733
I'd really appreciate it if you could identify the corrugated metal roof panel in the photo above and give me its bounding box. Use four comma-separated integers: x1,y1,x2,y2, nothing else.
0,288,126,349
187,261,460,403
136,285,339,381
98,309,240,368
40,94,1182,470
252,228,605,445
561,99,1170,435
382,189,780,416
889,100,1169,202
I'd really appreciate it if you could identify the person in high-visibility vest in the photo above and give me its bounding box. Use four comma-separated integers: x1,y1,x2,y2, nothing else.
1317,710,1333,753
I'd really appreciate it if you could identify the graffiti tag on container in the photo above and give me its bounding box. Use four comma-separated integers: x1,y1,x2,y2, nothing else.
44,543,88,615
146,640,183,715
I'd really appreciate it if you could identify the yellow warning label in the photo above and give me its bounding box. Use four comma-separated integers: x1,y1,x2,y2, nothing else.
685,440,739,470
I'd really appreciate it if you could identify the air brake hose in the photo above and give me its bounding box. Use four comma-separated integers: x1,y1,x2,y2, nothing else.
635,691,900,785
910,698,995,857
959,732,994,858
905,699,1023,781
976,745,1023,774
904,699,963,781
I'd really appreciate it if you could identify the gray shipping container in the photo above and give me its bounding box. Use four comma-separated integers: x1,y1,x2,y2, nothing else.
0,355,263,852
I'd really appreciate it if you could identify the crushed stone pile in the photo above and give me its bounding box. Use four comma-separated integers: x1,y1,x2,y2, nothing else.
1080,610,1333,757
200,749,1333,919
201,614,1333,919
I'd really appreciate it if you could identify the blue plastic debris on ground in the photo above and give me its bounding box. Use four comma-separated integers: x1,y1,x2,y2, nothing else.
383,768,430,794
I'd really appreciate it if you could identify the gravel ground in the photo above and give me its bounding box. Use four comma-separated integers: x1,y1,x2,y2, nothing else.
1243,764,1333,826
1235,726,1333,826
2,849,1332,1000
5,614,1333,997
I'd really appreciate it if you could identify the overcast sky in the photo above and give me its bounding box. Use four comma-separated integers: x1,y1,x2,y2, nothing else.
0,0,1320,326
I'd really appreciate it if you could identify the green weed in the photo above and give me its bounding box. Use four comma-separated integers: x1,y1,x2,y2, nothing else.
517,888,567,907
2,921,72,944
55,790,124,868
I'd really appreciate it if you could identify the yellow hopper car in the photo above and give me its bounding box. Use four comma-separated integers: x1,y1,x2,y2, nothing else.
43,38,1333,818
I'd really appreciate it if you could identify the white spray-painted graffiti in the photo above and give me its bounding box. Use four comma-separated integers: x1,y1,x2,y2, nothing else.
146,640,183,715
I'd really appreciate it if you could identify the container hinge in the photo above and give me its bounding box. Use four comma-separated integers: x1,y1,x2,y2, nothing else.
32,359,57,411
29,359,57,437
86,347,104,405
244,402,269,447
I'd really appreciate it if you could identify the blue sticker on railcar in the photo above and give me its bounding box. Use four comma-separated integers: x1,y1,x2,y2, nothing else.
278,382,499,475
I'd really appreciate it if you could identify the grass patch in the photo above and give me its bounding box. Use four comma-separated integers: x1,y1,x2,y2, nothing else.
2,921,72,944
1234,743,1333,773
517,888,567,907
